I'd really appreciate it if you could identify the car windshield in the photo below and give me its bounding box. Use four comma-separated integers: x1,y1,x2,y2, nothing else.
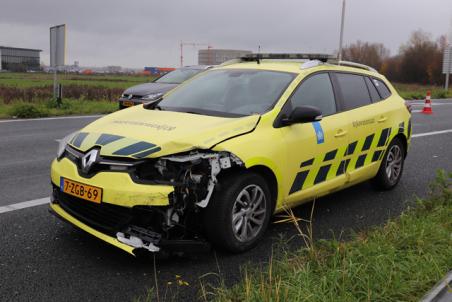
157,69,295,117
154,68,201,84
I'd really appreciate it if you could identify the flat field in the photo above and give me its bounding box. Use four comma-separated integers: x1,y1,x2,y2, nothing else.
0,72,450,118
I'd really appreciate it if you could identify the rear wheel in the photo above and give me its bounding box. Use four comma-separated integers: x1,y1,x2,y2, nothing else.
372,137,405,190
203,172,272,253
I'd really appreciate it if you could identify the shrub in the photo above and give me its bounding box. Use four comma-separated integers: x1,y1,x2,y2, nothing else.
0,85,123,104
432,89,447,99
10,103,45,118
45,98,71,110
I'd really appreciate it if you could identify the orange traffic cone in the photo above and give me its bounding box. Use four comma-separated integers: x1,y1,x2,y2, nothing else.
421,91,433,114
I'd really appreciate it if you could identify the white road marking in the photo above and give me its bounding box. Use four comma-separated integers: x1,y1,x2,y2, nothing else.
0,128,452,215
411,103,452,106
0,115,103,123
0,197,50,214
412,129,452,138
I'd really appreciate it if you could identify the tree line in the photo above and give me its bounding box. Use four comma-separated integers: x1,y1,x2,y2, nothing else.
341,30,448,85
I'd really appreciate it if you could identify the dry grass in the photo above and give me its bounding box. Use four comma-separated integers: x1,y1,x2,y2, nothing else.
214,170,452,302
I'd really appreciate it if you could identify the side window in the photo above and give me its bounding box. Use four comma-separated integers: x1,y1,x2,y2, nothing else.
290,73,336,116
372,78,392,99
335,73,372,110
365,77,382,102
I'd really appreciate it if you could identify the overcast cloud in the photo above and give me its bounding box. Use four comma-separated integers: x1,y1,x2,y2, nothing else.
1,0,451,68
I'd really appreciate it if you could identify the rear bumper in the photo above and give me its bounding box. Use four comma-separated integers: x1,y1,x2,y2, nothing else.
49,202,136,255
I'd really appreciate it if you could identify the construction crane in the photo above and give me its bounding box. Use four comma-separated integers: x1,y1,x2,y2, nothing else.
180,41,212,67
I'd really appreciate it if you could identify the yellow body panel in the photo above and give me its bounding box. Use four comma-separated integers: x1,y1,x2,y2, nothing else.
50,59,411,250
51,158,173,207
70,105,259,158
212,61,411,211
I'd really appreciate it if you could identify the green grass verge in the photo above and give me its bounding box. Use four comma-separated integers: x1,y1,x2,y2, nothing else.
393,83,452,100
0,99,117,119
0,72,154,89
0,72,155,89
212,170,452,302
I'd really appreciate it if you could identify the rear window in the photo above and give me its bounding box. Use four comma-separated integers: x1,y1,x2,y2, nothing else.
372,78,392,99
365,77,381,102
335,73,372,110
155,68,201,84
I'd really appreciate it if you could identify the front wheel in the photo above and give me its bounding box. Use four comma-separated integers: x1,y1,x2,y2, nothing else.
372,137,405,190
203,172,272,253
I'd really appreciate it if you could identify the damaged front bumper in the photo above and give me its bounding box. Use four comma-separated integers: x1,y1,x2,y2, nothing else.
49,191,211,255
50,202,136,255
50,150,243,255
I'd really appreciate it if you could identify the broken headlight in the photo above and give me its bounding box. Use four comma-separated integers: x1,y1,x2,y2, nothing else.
57,131,78,159
135,151,243,208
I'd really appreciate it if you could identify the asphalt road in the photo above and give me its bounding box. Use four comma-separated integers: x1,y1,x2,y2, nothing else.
1,101,452,302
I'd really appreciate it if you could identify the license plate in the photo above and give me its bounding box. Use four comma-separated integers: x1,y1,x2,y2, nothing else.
60,177,102,203
122,101,134,107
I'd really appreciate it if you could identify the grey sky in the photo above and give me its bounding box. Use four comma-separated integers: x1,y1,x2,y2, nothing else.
1,0,451,68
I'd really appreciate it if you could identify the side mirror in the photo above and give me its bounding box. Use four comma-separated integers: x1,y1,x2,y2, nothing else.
282,106,322,125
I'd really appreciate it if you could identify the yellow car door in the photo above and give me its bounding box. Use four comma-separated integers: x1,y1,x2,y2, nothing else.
331,72,392,184
277,72,351,207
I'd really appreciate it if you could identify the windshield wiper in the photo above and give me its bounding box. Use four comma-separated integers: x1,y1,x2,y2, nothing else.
143,97,163,110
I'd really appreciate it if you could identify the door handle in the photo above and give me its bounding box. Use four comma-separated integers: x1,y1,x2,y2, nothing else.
334,129,348,137
377,116,388,123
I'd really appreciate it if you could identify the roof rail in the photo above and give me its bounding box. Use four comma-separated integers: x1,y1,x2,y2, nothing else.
220,53,379,73
329,60,378,73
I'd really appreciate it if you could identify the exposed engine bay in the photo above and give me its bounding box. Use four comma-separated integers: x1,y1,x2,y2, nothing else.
115,151,244,253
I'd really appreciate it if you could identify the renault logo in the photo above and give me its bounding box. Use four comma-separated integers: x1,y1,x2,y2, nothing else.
81,149,99,173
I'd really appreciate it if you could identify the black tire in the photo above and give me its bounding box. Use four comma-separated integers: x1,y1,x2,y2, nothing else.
372,137,405,190
202,172,272,253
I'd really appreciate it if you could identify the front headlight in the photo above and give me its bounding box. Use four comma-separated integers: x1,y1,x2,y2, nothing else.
141,93,163,100
57,132,78,159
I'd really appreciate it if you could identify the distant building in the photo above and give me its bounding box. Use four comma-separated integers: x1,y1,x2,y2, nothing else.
198,49,252,65
0,46,42,71
107,65,122,73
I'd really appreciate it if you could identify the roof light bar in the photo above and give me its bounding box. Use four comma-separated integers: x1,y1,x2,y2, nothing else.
241,53,335,63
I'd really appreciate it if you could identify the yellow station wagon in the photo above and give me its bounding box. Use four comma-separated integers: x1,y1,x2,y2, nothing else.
50,53,411,254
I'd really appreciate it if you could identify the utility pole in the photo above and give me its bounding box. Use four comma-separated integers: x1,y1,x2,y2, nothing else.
338,0,346,61
180,41,211,67
446,46,451,91
50,24,66,106
446,23,452,91
180,41,183,68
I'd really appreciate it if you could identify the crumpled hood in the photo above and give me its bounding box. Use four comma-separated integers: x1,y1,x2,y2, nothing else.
123,82,178,96
69,105,260,158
